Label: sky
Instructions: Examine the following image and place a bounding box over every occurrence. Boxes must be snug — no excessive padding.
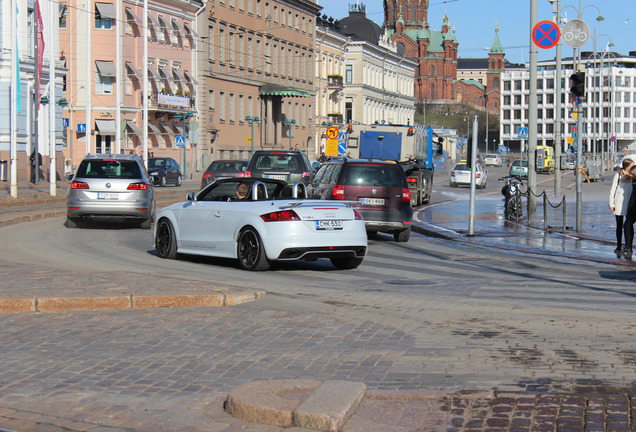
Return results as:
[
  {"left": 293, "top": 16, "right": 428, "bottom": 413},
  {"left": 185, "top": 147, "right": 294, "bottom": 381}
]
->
[{"left": 316, "top": 0, "right": 635, "bottom": 65}]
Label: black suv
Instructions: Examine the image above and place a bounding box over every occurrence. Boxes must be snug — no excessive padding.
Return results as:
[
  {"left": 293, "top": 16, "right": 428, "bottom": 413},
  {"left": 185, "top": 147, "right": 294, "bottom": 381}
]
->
[
  {"left": 245, "top": 150, "right": 313, "bottom": 185},
  {"left": 307, "top": 159, "right": 413, "bottom": 242}
]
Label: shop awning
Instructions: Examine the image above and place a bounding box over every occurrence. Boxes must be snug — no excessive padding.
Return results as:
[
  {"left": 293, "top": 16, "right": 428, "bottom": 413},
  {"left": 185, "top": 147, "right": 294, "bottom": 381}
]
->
[
  {"left": 184, "top": 70, "right": 198, "bottom": 85},
  {"left": 148, "top": 66, "right": 161, "bottom": 81},
  {"left": 125, "top": 62, "right": 143, "bottom": 79},
  {"left": 95, "top": 60, "right": 116, "bottom": 77},
  {"left": 172, "top": 69, "right": 185, "bottom": 82},
  {"left": 147, "top": 13, "right": 160, "bottom": 30},
  {"left": 148, "top": 123, "right": 163, "bottom": 136},
  {"left": 157, "top": 16, "right": 169, "bottom": 32},
  {"left": 125, "top": 7, "right": 142, "bottom": 26},
  {"left": 259, "top": 83, "right": 312, "bottom": 98},
  {"left": 95, "top": 120, "right": 116, "bottom": 135},
  {"left": 183, "top": 22, "right": 198, "bottom": 39},
  {"left": 159, "top": 121, "right": 175, "bottom": 135},
  {"left": 95, "top": 2, "right": 116, "bottom": 19},
  {"left": 171, "top": 18, "right": 186, "bottom": 37},
  {"left": 126, "top": 120, "right": 143, "bottom": 135},
  {"left": 158, "top": 66, "right": 170, "bottom": 79}
]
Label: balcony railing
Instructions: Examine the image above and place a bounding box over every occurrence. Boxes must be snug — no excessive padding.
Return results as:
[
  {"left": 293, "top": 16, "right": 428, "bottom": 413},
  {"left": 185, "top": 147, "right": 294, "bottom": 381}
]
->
[
  {"left": 327, "top": 113, "right": 344, "bottom": 124},
  {"left": 327, "top": 74, "right": 344, "bottom": 90}
]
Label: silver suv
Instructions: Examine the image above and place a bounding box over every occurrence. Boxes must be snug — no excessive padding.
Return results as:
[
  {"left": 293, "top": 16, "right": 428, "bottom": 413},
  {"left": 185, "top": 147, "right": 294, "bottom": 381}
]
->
[{"left": 66, "top": 154, "right": 155, "bottom": 229}]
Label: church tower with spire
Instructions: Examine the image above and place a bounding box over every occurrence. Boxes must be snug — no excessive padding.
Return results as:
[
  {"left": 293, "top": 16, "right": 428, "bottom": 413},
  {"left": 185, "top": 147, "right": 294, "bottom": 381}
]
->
[
  {"left": 486, "top": 24, "right": 505, "bottom": 111},
  {"left": 384, "top": 2, "right": 459, "bottom": 101}
]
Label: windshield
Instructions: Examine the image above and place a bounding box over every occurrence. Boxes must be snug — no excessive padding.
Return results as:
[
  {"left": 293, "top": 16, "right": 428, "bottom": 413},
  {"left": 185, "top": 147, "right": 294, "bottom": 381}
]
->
[
  {"left": 76, "top": 160, "right": 141, "bottom": 179},
  {"left": 148, "top": 158, "right": 166, "bottom": 169},
  {"left": 513, "top": 160, "right": 528, "bottom": 167}
]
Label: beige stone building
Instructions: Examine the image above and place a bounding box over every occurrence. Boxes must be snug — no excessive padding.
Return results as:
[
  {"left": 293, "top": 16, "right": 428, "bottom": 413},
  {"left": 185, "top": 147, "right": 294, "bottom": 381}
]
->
[{"left": 197, "top": 0, "right": 320, "bottom": 166}]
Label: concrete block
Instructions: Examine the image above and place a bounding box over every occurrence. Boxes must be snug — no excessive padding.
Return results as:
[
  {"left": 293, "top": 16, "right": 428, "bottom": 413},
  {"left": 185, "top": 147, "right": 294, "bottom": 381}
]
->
[
  {"left": 294, "top": 381, "right": 367, "bottom": 432},
  {"left": 0, "top": 298, "right": 36, "bottom": 313},
  {"left": 37, "top": 296, "right": 131, "bottom": 312},
  {"left": 225, "top": 379, "right": 321, "bottom": 427},
  {"left": 133, "top": 294, "right": 224, "bottom": 309}
]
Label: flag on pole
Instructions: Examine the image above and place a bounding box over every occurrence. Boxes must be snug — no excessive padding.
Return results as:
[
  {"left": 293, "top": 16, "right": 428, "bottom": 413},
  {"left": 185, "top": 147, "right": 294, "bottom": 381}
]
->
[
  {"left": 604, "top": 42, "right": 610, "bottom": 54},
  {"left": 36, "top": 0, "right": 45, "bottom": 109}
]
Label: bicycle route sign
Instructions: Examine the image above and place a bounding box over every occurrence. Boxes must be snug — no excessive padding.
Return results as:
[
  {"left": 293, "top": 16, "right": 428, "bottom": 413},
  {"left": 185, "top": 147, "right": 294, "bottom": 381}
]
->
[
  {"left": 561, "top": 19, "right": 590, "bottom": 48},
  {"left": 532, "top": 20, "right": 560, "bottom": 49}
]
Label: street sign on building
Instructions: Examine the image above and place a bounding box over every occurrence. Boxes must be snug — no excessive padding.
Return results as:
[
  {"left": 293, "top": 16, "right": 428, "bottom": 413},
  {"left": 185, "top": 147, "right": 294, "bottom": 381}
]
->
[{"left": 77, "top": 123, "right": 87, "bottom": 133}]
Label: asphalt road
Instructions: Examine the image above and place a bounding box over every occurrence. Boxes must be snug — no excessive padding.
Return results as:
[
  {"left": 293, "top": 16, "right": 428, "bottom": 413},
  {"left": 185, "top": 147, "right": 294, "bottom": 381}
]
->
[{"left": 1, "top": 172, "right": 634, "bottom": 431}]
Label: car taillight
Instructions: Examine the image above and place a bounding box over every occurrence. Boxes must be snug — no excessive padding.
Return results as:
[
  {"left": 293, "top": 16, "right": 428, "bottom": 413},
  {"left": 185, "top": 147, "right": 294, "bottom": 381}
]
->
[
  {"left": 353, "top": 209, "right": 363, "bottom": 220},
  {"left": 70, "top": 181, "right": 89, "bottom": 189},
  {"left": 402, "top": 188, "right": 411, "bottom": 203},
  {"left": 332, "top": 185, "right": 345, "bottom": 200},
  {"left": 127, "top": 182, "right": 149, "bottom": 190},
  {"left": 244, "top": 170, "right": 252, "bottom": 177},
  {"left": 302, "top": 171, "right": 310, "bottom": 179},
  {"left": 260, "top": 210, "right": 301, "bottom": 222},
  {"left": 202, "top": 172, "right": 212, "bottom": 179},
  {"left": 450, "top": 172, "right": 455, "bottom": 177},
  {"left": 406, "top": 177, "right": 417, "bottom": 184},
  {"left": 237, "top": 172, "right": 245, "bottom": 178},
  {"left": 476, "top": 173, "right": 481, "bottom": 178}
]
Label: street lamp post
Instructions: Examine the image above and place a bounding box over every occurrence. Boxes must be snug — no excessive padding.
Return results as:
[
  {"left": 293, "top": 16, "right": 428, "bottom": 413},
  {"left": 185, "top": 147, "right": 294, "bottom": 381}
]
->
[
  {"left": 245, "top": 115, "right": 260, "bottom": 156},
  {"left": 283, "top": 118, "right": 296, "bottom": 149}
]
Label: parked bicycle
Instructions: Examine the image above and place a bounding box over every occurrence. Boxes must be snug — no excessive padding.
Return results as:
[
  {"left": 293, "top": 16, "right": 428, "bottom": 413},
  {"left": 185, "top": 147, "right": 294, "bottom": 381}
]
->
[{"left": 499, "top": 176, "right": 526, "bottom": 220}]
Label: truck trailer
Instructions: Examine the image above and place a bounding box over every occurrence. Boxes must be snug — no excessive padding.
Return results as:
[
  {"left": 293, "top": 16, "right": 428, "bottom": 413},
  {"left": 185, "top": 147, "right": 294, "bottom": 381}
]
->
[{"left": 340, "top": 124, "right": 439, "bottom": 206}]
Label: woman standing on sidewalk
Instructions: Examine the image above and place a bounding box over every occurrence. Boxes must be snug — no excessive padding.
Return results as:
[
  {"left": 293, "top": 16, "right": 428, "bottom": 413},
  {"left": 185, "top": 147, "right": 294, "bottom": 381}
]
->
[{"left": 611, "top": 158, "right": 634, "bottom": 254}]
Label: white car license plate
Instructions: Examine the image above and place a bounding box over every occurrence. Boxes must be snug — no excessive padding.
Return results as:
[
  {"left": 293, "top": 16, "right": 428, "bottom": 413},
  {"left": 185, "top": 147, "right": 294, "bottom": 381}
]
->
[
  {"left": 267, "top": 174, "right": 286, "bottom": 180},
  {"left": 97, "top": 192, "right": 119, "bottom": 200},
  {"left": 361, "top": 198, "right": 385, "bottom": 205},
  {"left": 316, "top": 220, "right": 343, "bottom": 230}
]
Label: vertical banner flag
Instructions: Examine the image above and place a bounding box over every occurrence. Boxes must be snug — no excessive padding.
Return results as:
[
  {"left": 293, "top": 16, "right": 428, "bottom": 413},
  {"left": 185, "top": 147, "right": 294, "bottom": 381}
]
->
[{"left": 36, "top": 0, "right": 45, "bottom": 109}]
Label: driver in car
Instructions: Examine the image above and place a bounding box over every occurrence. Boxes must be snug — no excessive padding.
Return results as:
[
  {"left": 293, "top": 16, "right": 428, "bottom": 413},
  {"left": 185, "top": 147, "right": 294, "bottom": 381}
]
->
[{"left": 235, "top": 183, "right": 249, "bottom": 200}]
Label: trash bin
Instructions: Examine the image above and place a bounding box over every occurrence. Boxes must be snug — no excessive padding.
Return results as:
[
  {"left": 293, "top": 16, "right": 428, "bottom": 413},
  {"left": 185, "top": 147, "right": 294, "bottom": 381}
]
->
[{"left": 0, "top": 160, "right": 7, "bottom": 182}]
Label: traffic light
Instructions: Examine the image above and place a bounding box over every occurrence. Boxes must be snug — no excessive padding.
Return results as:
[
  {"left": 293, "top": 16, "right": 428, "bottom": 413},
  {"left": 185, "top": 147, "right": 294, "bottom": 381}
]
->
[{"left": 569, "top": 71, "right": 586, "bottom": 99}]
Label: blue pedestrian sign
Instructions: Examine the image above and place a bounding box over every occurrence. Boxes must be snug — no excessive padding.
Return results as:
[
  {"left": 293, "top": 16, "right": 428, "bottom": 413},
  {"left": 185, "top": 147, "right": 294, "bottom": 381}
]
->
[
  {"left": 77, "top": 123, "right": 87, "bottom": 133},
  {"left": 338, "top": 132, "right": 347, "bottom": 155},
  {"left": 517, "top": 127, "right": 528, "bottom": 139},
  {"left": 63, "top": 118, "right": 70, "bottom": 128},
  {"left": 498, "top": 145, "right": 506, "bottom": 155},
  {"left": 175, "top": 135, "right": 186, "bottom": 146}
]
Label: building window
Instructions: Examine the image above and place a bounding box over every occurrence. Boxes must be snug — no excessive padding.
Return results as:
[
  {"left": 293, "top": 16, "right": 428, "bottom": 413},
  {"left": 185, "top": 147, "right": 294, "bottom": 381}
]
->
[
  {"left": 219, "top": 27, "right": 226, "bottom": 63},
  {"left": 514, "top": 95, "right": 521, "bottom": 105},
  {"left": 239, "top": 94, "right": 244, "bottom": 123},
  {"left": 59, "top": 3, "right": 68, "bottom": 28},
  {"left": 345, "top": 65, "right": 353, "bottom": 83},
  {"left": 208, "top": 25, "right": 214, "bottom": 62},
  {"left": 95, "top": 3, "right": 113, "bottom": 29},
  {"left": 208, "top": 89, "right": 215, "bottom": 110},
  {"left": 515, "top": 81, "right": 522, "bottom": 91},
  {"left": 229, "top": 93, "right": 235, "bottom": 123},
  {"left": 95, "top": 67, "right": 113, "bottom": 94},
  {"left": 219, "top": 91, "right": 226, "bottom": 121},
  {"left": 504, "top": 81, "right": 511, "bottom": 91}
]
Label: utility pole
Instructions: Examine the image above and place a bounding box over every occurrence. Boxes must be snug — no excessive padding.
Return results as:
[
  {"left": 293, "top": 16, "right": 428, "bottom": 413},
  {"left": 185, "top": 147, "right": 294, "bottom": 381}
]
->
[
  {"left": 527, "top": 0, "right": 539, "bottom": 221},
  {"left": 551, "top": 0, "right": 563, "bottom": 197}
]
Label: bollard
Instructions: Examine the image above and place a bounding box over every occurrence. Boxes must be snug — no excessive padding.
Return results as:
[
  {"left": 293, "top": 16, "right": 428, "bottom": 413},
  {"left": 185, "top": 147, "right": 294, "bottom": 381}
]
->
[
  {"left": 562, "top": 196, "right": 567, "bottom": 233},
  {"left": 543, "top": 194, "right": 547, "bottom": 231}
]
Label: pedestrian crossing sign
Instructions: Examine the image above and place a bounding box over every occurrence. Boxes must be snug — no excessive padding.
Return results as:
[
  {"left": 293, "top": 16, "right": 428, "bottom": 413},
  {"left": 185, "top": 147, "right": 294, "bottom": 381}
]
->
[{"left": 517, "top": 127, "right": 528, "bottom": 139}]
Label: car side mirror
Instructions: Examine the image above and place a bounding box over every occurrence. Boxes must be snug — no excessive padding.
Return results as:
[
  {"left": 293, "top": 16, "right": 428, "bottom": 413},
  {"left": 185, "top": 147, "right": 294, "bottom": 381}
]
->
[
  {"left": 187, "top": 192, "right": 196, "bottom": 202},
  {"left": 66, "top": 174, "right": 74, "bottom": 181}
]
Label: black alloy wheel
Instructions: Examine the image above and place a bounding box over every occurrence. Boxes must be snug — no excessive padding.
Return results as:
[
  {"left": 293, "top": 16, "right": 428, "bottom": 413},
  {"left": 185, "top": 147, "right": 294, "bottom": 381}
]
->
[
  {"left": 237, "top": 227, "right": 270, "bottom": 271},
  {"left": 155, "top": 218, "right": 178, "bottom": 259}
]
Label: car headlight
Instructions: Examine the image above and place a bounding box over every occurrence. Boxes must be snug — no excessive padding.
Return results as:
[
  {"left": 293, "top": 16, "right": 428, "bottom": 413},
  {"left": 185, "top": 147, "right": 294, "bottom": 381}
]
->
[{"left": 150, "top": 171, "right": 158, "bottom": 176}]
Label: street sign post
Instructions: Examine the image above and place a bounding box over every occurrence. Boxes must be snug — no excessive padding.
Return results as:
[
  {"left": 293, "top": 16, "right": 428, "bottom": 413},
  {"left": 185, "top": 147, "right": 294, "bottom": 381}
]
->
[
  {"left": 325, "top": 126, "right": 339, "bottom": 140},
  {"left": 532, "top": 20, "right": 561, "bottom": 49},
  {"left": 517, "top": 127, "right": 528, "bottom": 139}
]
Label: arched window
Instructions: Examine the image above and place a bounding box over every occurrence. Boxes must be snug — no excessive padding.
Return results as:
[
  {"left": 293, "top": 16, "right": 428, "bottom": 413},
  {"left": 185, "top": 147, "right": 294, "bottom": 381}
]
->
[
  {"left": 397, "top": 43, "right": 405, "bottom": 56},
  {"left": 493, "top": 77, "right": 500, "bottom": 89},
  {"left": 430, "top": 84, "right": 435, "bottom": 99},
  {"left": 430, "top": 66, "right": 435, "bottom": 76}
]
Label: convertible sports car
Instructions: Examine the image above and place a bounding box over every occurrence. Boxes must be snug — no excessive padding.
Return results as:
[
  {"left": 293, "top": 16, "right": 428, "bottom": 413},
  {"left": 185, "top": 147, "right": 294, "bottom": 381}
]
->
[{"left": 154, "top": 178, "right": 368, "bottom": 271}]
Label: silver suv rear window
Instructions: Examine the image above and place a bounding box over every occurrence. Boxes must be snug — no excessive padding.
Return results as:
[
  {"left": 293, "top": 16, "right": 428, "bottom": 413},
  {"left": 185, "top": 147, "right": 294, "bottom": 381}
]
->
[{"left": 76, "top": 160, "right": 142, "bottom": 179}]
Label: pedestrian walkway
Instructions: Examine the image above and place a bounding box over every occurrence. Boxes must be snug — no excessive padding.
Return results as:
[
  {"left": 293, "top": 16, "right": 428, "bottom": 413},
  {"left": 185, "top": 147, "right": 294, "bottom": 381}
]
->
[{"left": 412, "top": 194, "right": 631, "bottom": 267}]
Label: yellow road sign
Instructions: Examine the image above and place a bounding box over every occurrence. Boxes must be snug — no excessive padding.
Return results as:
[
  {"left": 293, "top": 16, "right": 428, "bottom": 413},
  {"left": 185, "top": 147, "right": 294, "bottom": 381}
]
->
[{"left": 325, "top": 139, "right": 339, "bottom": 157}]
